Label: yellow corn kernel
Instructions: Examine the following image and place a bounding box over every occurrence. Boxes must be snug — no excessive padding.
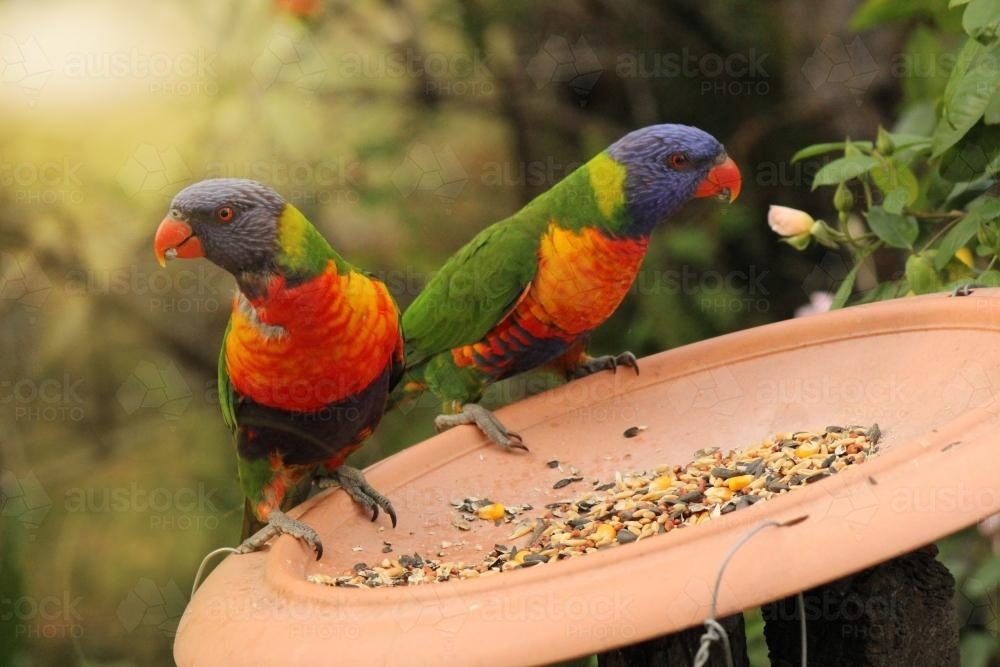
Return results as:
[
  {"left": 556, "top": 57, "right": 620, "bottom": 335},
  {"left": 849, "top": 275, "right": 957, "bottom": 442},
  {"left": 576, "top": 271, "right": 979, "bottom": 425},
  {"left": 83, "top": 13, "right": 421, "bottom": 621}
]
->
[
  {"left": 592, "top": 523, "right": 617, "bottom": 543},
  {"left": 512, "top": 550, "right": 529, "bottom": 565},
  {"left": 705, "top": 486, "right": 732, "bottom": 502},
  {"left": 476, "top": 503, "right": 506, "bottom": 521},
  {"left": 726, "top": 474, "right": 755, "bottom": 491},
  {"left": 795, "top": 442, "right": 820, "bottom": 458},
  {"left": 648, "top": 475, "right": 674, "bottom": 493}
]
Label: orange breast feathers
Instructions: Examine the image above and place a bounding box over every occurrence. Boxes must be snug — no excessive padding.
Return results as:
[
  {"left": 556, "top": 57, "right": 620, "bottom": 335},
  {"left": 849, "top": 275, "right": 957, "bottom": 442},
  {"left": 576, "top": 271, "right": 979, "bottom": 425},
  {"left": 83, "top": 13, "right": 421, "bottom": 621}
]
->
[
  {"left": 225, "top": 262, "right": 399, "bottom": 412},
  {"left": 529, "top": 223, "right": 650, "bottom": 336}
]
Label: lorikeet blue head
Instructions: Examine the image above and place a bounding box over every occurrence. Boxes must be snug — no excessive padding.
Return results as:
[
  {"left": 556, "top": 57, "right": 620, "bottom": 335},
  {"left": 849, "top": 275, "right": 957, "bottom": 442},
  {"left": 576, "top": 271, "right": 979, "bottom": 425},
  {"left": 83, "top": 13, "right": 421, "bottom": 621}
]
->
[
  {"left": 154, "top": 178, "right": 286, "bottom": 275},
  {"left": 608, "top": 124, "right": 741, "bottom": 235}
]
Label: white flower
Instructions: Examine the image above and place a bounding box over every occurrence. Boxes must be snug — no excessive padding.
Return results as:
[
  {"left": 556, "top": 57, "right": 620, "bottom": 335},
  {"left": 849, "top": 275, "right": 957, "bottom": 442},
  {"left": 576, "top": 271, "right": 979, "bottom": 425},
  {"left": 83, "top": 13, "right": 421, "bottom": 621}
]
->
[
  {"left": 768, "top": 205, "right": 815, "bottom": 237},
  {"left": 794, "top": 292, "right": 834, "bottom": 318}
]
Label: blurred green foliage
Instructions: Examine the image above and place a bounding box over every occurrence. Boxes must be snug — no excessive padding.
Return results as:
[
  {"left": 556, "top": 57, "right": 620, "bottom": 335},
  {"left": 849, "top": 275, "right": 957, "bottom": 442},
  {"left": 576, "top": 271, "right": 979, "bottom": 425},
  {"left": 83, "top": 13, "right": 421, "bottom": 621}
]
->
[
  {"left": 0, "top": 0, "right": 996, "bottom": 665},
  {"left": 782, "top": 0, "right": 1000, "bottom": 307}
]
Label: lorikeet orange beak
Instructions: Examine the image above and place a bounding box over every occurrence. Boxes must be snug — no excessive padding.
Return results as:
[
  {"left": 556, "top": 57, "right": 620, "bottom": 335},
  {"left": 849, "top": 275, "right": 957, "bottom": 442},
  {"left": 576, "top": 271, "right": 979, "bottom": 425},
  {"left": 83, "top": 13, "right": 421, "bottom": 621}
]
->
[
  {"left": 154, "top": 217, "right": 205, "bottom": 267},
  {"left": 694, "top": 156, "right": 741, "bottom": 203}
]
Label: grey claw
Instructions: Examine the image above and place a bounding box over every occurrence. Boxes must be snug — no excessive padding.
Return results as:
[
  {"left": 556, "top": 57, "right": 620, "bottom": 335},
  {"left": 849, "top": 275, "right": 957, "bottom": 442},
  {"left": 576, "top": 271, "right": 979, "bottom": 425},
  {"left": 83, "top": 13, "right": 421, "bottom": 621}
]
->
[
  {"left": 237, "top": 509, "right": 323, "bottom": 560},
  {"left": 319, "top": 466, "right": 397, "bottom": 528},
  {"left": 950, "top": 283, "right": 981, "bottom": 297},
  {"left": 570, "top": 351, "right": 640, "bottom": 380},
  {"left": 616, "top": 352, "right": 640, "bottom": 375},
  {"left": 435, "top": 403, "right": 529, "bottom": 452}
]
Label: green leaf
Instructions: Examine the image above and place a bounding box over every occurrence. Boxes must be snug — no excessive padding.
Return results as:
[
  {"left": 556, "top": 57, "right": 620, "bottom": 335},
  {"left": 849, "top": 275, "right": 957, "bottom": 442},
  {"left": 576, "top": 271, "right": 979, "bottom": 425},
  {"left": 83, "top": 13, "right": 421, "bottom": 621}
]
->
[
  {"left": 884, "top": 188, "right": 911, "bottom": 214},
  {"left": 866, "top": 206, "right": 919, "bottom": 248},
  {"left": 968, "top": 551, "right": 1000, "bottom": 589},
  {"left": 976, "top": 269, "right": 1000, "bottom": 285},
  {"left": 972, "top": 197, "right": 1000, "bottom": 251},
  {"left": 875, "top": 126, "right": 894, "bottom": 154},
  {"left": 905, "top": 255, "right": 942, "bottom": 294},
  {"left": 855, "top": 279, "right": 904, "bottom": 304},
  {"left": 812, "top": 156, "right": 879, "bottom": 189},
  {"left": 791, "top": 141, "right": 872, "bottom": 163},
  {"left": 851, "top": 0, "right": 935, "bottom": 29},
  {"left": 985, "top": 89, "right": 1000, "bottom": 124},
  {"left": 940, "top": 38, "right": 980, "bottom": 105},
  {"left": 895, "top": 163, "right": 921, "bottom": 202},
  {"left": 893, "top": 102, "right": 938, "bottom": 137},
  {"left": 885, "top": 133, "right": 932, "bottom": 150},
  {"left": 899, "top": 28, "right": 950, "bottom": 107},
  {"left": 969, "top": 195, "right": 1000, "bottom": 223},
  {"left": 977, "top": 195, "right": 1000, "bottom": 216},
  {"left": 933, "top": 214, "right": 982, "bottom": 269},
  {"left": 960, "top": 633, "right": 998, "bottom": 667},
  {"left": 871, "top": 162, "right": 920, "bottom": 210},
  {"left": 950, "top": 0, "right": 971, "bottom": 8},
  {"left": 831, "top": 262, "right": 861, "bottom": 309},
  {"left": 663, "top": 227, "right": 715, "bottom": 265},
  {"left": 962, "top": 0, "right": 1000, "bottom": 43},
  {"left": 784, "top": 234, "right": 813, "bottom": 251},
  {"left": 932, "top": 40, "right": 999, "bottom": 156}
]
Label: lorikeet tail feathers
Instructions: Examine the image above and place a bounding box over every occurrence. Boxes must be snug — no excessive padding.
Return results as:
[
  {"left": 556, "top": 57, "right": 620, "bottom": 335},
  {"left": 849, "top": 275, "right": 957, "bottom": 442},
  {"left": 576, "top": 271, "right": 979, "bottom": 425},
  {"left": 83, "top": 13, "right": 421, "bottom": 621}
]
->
[
  {"left": 241, "top": 499, "right": 266, "bottom": 542},
  {"left": 385, "top": 374, "right": 428, "bottom": 414},
  {"left": 239, "top": 478, "right": 315, "bottom": 542}
]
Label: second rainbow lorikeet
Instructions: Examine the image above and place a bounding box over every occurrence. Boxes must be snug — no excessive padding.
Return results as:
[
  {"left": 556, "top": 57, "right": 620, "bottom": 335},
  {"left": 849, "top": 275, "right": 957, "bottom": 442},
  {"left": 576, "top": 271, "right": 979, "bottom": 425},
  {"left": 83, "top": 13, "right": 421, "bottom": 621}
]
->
[
  {"left": 154, "top": 179, "right": 403, "bottom": 559},
  {"left": 396, "top": 124, "right": 741, "bottom": 450}
]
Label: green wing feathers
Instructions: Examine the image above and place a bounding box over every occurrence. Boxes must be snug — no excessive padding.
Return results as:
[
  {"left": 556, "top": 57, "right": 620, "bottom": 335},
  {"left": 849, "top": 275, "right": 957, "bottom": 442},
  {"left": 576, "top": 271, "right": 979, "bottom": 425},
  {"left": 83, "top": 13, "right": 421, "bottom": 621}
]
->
[
  {"left": 218, "top": 318, "right": 238, "bottom": 434},
  {"left": 401, "top": 218, "right": 543, "bottom": 369},
  {"left": 400, "top": 157, "right": 611, "bottom": 372}
]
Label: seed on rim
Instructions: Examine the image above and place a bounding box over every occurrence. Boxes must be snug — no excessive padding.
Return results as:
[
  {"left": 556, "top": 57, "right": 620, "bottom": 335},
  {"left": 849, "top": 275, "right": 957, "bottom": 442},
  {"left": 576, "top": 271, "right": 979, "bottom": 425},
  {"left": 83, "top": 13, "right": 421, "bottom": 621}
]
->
[
  {"left": 725, "top": 474, "right": 755, "bottom": 491},
  {"left": 476, "top": 503, "right": 506, "bottom": 521}
]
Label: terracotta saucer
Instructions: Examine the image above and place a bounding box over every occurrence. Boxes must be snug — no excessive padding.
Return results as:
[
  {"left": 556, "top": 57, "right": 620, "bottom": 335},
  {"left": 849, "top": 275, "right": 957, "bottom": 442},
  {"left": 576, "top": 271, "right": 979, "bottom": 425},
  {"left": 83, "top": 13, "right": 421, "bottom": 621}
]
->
[{"left": 175, "top": 289, "right": 1000, "bottom": 666}]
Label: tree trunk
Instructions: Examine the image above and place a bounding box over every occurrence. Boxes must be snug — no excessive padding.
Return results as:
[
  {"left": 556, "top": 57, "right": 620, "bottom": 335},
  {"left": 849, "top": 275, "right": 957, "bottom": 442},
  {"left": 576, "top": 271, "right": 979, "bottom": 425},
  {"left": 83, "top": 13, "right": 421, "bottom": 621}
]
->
[{"left": 762, "top": 545, "right": 959, "bottom": 667}]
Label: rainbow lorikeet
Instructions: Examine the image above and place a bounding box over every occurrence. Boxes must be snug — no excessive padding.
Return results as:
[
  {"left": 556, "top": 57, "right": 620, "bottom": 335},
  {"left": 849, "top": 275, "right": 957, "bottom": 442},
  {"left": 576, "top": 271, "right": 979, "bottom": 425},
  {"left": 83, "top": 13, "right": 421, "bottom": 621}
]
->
[
  {"left": 154, "top": 179, "right": 403, "bottom": 559},
  {"left": 396, "top": 124, "right": 741, "bottom": 449}
]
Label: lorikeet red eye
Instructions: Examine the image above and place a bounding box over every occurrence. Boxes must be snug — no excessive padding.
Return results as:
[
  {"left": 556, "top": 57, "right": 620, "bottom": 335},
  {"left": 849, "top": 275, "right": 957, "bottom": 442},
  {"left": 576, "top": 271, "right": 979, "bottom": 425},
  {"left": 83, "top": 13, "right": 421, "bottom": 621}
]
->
[
  {"left": 216, "top": 206, "right": 235, "bottom": 223},
  {"left": 668, "top": 153, "right": 690, "bottom": 170}
]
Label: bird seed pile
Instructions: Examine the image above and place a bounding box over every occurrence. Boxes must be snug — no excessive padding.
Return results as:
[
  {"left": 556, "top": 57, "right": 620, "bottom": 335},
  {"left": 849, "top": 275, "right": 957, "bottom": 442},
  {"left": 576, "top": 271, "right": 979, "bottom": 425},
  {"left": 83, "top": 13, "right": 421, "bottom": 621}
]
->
[{"left": 309, "top": 424, "right": 880, "bottom": 589}]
